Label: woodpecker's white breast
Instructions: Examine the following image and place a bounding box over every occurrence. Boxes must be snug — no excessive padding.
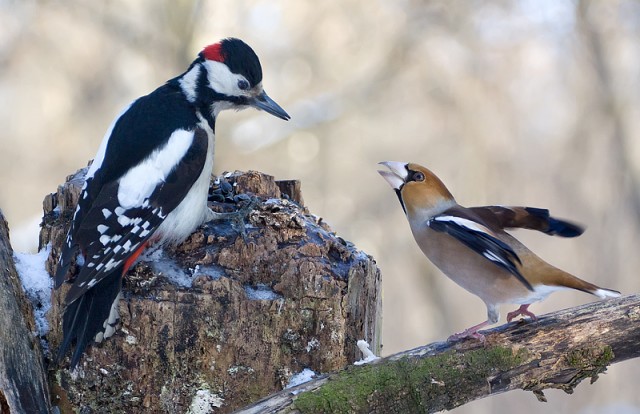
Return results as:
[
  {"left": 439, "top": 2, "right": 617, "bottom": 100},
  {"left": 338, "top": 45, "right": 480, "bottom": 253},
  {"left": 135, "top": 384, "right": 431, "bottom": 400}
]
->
[{"left": 154, "top": 112, "right": 215, "bottom": 245}]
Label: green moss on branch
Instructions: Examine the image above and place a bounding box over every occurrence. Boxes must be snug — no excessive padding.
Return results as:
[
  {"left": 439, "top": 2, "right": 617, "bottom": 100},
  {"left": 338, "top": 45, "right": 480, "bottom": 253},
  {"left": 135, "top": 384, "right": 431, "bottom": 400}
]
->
[{"left": 293, "top": 346, "right": 527, "bottom": 413}]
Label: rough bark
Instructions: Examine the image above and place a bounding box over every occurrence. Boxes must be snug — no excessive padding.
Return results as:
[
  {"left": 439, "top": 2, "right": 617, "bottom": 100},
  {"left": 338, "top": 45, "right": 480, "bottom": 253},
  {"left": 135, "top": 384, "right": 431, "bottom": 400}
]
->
[
  {"left": 0, "top": 210, "right": 52, "bottom": 414},
  {"left": 238, "top": 293, "right": 640, "bottom": 413},
  {"left": 41, "top": 168, "right": 382, "bottom": 413}
]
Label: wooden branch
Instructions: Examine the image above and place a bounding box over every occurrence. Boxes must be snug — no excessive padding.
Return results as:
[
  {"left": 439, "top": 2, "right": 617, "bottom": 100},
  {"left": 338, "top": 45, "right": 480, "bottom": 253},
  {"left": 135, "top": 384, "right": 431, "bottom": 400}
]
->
[
  {"left": 0, "top": 210, "right": 52, "bottom": 414},
  {"left": 237, "top": 294, "right": 640, "bottom": 413}
]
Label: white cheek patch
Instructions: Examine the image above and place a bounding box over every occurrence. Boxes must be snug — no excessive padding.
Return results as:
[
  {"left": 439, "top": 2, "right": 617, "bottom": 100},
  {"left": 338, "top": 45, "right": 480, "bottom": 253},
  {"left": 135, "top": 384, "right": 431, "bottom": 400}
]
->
[
  {"left": 117, "top": 129, "right": 194, "bottom": 209},
  {"left": 203, "top": 60, "right": 249, "bottom": 97}
]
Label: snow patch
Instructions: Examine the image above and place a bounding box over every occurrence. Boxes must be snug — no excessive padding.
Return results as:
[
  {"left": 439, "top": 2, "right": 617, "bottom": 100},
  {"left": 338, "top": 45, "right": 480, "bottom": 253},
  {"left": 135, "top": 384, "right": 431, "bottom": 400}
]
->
[
  {"left": 244, "top": 283, "right": 282, "bottom": 300},
  {"left": 14, "top": 244, "right": 53, "bottom": 336},
  {"left": 191, "top": 264, "right": 225, "bottom": 281},
  {"left": 187, "top": 389, "right": 224, "bottom": 414},
  {"left": 145, "top": 249, "right": 192, "bottom": 287},
  {"left": 285, "top": 368, "right": 316, "bottom": 389},
  {"left": 354, "top": 340, "right": 380, "bottom": 365}
]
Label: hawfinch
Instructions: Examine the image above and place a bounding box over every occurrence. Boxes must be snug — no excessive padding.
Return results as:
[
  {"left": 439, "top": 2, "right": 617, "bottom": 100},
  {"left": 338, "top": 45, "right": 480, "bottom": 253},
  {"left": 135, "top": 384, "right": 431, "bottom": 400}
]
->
[{"left": 378, "top": 161, "right": 620, "bottom": 341}]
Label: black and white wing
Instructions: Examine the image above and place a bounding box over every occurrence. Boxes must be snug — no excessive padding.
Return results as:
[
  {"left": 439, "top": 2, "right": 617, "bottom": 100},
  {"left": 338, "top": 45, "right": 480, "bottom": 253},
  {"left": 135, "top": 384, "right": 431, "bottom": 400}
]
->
[{"left": 427, "top": 213, "right": 533, "bottom": 291}]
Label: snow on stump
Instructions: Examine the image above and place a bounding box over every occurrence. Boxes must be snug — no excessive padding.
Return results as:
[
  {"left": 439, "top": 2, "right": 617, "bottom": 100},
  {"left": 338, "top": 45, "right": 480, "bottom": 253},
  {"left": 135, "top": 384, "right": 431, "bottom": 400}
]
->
[{"left": 41, "top": 168, "right": 382, "bottom": 413}]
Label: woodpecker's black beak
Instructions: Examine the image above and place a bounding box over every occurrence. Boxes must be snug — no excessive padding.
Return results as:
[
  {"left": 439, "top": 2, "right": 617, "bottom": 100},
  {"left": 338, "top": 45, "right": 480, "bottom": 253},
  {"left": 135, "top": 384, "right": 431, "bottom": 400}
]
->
[{"left": 251, "top": 91, "right": 290, "bottom": 121}]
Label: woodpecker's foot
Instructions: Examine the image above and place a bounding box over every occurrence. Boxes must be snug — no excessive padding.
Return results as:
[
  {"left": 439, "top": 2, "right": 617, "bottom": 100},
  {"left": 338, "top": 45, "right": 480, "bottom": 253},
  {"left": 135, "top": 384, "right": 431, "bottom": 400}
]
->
[
  {"left": 447, "top": 320, "right": 491, "bottom": 343},
  {"left": 206, "top": 194, "right": 258, "bottom": 243},
  {"left": 506, "top": 304, "right": 537, "bottom": 323},
  {"left": 208, "top": 176, "right": 235, "bottom": 203}
]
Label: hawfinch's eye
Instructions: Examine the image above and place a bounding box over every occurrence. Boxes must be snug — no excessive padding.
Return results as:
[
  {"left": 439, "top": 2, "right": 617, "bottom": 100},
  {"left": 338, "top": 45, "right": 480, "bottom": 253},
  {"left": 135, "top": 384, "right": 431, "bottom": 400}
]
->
[
  {"left": 238, "top": 80, "right": 249, "bottom": 90},
  {"left": 412, "top": 172, "right": 425, "bottom": 182}
]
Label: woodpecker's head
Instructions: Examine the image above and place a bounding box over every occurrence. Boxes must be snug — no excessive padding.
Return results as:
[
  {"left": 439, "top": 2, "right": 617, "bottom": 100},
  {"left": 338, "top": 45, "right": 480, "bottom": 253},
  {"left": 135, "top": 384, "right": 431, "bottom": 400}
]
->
[
  {"left": 378, "top": 161, "right": 456, "bottom": 220},
  {"left": 180, "top": 38, "right": 290, "bottom": 120}
]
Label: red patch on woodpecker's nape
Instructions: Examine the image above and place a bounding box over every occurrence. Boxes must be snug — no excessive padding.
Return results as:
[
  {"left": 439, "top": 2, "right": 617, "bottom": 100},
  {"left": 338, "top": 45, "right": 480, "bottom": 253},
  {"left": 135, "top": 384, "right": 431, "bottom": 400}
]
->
[{"left": 203, "top": 42, "right": 224, "bottom": 62}]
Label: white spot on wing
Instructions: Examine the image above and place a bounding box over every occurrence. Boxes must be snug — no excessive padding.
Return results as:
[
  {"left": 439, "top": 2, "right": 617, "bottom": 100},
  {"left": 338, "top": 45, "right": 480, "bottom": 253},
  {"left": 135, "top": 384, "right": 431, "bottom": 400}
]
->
[
  {"left": 432, "top": 215, "right": 494, "bottom": 235},
  {"left": 118, "top": 215, "right": 131, "bottom": 226},
  {"left": 97, "top": 224, "right": 109, "bottom": 234},
  {"left": 102, "top": 208, "right": 112, "bottom": 219},
  {"left": 483, "top": 251, "right": 507, "bottom": 266},
  {"left": 105, "top": 258, "right": 121, "bottom": 271}
]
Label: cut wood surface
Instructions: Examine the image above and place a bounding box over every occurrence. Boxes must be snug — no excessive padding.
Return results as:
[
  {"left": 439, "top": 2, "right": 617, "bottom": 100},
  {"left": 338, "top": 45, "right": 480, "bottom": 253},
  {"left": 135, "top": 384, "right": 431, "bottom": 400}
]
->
[{"left": 237, "top": 293, "right": 640, "bottom": 413}]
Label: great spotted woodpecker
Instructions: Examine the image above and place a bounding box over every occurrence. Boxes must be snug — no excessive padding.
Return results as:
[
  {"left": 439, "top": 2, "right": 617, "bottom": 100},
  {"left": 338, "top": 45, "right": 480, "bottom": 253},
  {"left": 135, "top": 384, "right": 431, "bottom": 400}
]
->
[{"left": 55, "top": 38, "right": 290, "bottom": 368}]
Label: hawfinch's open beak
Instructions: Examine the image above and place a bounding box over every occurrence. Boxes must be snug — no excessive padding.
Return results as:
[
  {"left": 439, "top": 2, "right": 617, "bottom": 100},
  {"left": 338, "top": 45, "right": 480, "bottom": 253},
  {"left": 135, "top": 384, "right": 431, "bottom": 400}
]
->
[{"left": 377, "top": 161, "right": 409, "bottom": 190}]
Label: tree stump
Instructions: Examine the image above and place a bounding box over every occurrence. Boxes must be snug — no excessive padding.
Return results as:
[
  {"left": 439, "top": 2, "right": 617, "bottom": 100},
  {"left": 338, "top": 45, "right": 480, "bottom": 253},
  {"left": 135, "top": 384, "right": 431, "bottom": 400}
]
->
[
  {"left": 41, "top": 168, "right": 382, "bottom": 413},
  {"left": 0, "top": 211, "right": 52, "bottom": 414}
]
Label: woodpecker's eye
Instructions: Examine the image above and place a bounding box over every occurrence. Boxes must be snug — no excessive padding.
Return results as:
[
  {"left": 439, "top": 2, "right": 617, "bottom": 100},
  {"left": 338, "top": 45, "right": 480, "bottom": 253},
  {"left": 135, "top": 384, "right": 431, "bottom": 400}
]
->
[
  {"left": 237, "top": 80, "right": 249, "bottom": 90},
  {"left": 412, "top": 171, "right": 425, "bottom": 182}
]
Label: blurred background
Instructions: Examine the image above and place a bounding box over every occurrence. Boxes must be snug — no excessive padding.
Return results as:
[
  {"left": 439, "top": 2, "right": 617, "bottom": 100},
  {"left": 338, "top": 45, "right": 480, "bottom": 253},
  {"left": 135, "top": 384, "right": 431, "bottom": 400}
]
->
[{"left": 1, "top": 0, "right": 639, "bottom": 412}]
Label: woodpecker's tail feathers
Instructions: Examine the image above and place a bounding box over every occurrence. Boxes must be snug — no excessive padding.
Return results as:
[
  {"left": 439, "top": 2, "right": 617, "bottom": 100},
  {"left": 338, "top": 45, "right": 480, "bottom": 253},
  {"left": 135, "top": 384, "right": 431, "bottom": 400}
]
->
[
  {"left": 57, "top": 271, "right": 123, "bottom": 369},
  {"left": 54, "top": 240, "right": 79, "bottom": 289}
]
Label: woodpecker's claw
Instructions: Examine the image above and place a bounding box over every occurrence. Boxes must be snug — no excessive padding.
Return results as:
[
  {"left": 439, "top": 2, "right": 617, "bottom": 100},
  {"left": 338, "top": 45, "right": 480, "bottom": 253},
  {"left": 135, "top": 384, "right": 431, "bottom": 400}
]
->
[
  {"left": 206, "top": 195, "right": 258, "bottom": 243},
  {"left": 208, "top": 177, "right": 235, "bottom": 203}
]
